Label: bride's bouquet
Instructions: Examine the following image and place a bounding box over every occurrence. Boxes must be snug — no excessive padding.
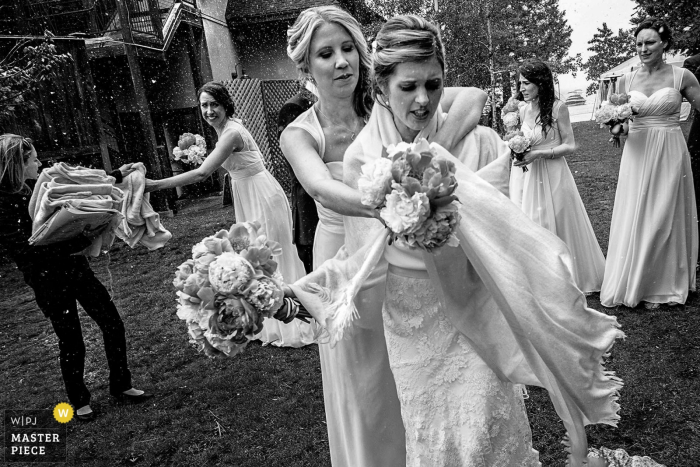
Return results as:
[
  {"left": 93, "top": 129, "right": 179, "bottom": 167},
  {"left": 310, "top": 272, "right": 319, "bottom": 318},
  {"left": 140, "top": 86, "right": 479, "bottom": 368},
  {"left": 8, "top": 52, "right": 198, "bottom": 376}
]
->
[
  {"left": 172, "top": 133, "right": 207, "bottom": 165},
  {"left": 357, "top": 139, "right": 460, "bottom": 251},
  {"left": 504, "top": 130, "right": 533, "bottom": 172},
  {"left": 594, "top": 93, "right": 636, "bottom": 148},
  {"left": 173, "top": 221, "right": 307, "bottom": 357}
]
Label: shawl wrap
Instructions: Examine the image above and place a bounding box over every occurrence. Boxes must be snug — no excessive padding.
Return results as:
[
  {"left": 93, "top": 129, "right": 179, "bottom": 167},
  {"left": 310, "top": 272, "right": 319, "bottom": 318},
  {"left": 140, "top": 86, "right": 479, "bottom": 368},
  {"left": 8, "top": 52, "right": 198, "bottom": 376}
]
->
[{"left": 290, "top": 104, "right": 623, "bottom": 466}]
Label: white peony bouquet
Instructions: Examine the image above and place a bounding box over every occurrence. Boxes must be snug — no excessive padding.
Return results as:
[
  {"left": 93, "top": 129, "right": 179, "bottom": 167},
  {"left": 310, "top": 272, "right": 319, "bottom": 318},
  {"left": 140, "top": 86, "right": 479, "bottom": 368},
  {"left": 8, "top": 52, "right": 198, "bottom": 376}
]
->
[
  {"left": 172, "top": 133, "right": 207, "bottom": 165},
  {"left": 173, "top": 221, "right": 309, "bottom": 357},
  {"left": 594, "top": 93, "right": 637, "bottom": 148},
  {"left": 358, "top": 139, "right": 460, "bottom": 251}
]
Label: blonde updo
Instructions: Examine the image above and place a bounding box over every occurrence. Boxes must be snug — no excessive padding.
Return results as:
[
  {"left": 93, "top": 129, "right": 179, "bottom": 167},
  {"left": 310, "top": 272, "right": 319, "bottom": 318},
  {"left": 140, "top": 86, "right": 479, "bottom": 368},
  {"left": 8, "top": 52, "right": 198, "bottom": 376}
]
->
[
  {"left": 286, "top": 6, "right": 373, "bottom": 118},
  {"left": 371, "top": 15, "right": 446, "bottom": 102}
]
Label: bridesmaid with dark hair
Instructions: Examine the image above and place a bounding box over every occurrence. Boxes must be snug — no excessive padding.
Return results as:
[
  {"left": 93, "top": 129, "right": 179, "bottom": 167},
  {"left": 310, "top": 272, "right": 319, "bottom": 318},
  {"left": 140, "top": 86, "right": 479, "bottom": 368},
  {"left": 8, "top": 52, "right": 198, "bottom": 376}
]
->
[
  {"left": 510, "top": 58, "right": 605, "bottom": 294},
  {"left": 601, "top": 18, "right": 700, "bottom": 309},
  {"left": 146, "top": 81, "right": 316, "bottom": 347}
]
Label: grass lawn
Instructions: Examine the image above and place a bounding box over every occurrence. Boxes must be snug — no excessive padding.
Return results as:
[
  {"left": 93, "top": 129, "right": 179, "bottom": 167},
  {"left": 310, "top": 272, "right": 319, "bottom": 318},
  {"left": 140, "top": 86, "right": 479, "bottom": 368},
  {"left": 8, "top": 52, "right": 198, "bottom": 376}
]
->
[{"left": 1, "top": 120, "right": 698, "bottom": 466}]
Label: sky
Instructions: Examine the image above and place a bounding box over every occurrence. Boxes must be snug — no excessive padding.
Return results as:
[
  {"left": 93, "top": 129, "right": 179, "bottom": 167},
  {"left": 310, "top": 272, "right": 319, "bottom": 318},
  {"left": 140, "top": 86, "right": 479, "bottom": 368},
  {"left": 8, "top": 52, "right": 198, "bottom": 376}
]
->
[{"left": 556, "top": 0, "right": 637, "bottom": 97}]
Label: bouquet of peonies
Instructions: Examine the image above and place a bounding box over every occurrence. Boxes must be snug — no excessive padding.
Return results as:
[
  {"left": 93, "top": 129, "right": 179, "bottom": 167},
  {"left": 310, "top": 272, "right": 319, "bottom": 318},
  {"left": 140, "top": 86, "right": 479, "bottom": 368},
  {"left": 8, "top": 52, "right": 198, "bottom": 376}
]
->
[
  {"left": 504, "top": 130, "right": 533, "bottom": 172},
  {"left": 173, "top": 221, "right": 309, "bottom": 357},
  {"left": 594, "top": 93, "right": 636, "bottom": 148},
  {"left": 172, "top": 133, "right": 207, "bottom": 165},
  {"left": 501, "top": 96, "right": 526, "bottom": 132},
  {"left": 357, "top": 139, "right": 460, "bottom": 251}
]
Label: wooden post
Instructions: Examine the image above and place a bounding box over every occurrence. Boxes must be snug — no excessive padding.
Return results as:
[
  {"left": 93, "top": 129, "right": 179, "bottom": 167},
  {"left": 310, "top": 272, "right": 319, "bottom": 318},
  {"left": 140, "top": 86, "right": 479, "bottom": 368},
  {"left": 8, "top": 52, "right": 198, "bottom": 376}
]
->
[
  {"left": 73, "top": 41, "right": 112, "bottom": 171},
  {"left": 115, "top": 0, "right": 170, "bottom": 210}
]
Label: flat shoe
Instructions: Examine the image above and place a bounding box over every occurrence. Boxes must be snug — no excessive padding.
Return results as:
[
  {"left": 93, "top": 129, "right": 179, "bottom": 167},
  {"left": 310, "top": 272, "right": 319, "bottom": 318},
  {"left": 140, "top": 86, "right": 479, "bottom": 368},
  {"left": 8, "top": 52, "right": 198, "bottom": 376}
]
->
[
  {"left": 644, "top": 302, "right": 660, "bottom": 310},
  {"left": 76, "top": 411, "right": 96, "bottom": 422},
  {"left": 112, "top": 391, "right": 154, "bottom": 404}
]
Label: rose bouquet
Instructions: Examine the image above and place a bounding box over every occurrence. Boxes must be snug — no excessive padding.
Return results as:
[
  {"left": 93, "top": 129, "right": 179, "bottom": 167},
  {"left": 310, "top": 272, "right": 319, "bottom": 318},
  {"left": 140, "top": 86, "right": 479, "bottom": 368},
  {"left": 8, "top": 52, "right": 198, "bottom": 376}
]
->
[
  {"left": 172, "top": 133, "right": 207, "bottom": 165},
  {"left": 594, "top": 93, "right": 636, "bottom": 148},
  {"left": 504, "top": 130, "right": 533, "bottom": 172},
  {"left": 357, "top": 139, "right": 460, "bottom": 251},
  {"left": 173, "top": 221, "right": 310, "bottom": 357}
]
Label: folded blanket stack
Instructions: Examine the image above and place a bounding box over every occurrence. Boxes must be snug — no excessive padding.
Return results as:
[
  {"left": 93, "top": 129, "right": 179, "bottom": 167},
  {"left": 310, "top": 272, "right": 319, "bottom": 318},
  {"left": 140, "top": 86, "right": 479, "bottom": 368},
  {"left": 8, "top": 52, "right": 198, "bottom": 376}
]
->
[{"left": 30, "top": 162, "right": 171, "bottom": 256}]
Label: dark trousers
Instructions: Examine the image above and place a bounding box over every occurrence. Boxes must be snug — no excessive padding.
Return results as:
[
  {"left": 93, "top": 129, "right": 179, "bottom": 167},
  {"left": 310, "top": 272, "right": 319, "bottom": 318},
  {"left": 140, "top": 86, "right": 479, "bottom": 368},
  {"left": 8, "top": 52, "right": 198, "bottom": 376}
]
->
[
  {"left": 28, "top": 257, "right": 132, "bottom": 408},
  {"left": 296, "top": 243, "right": 314, "bottom": 274}
]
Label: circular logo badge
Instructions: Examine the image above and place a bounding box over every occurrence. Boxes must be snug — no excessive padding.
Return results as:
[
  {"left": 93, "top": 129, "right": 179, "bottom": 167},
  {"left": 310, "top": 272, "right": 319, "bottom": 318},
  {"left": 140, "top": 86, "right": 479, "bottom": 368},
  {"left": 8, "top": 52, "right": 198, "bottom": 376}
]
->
[{"left": 53, "top": 403, "right": 73, "bottom": 423}]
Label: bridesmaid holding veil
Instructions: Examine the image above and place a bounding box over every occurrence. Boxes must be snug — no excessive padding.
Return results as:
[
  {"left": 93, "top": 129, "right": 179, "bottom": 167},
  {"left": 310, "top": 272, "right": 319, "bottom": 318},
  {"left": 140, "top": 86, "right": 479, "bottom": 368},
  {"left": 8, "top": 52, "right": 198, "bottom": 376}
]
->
[
  {"left": 281, "top": 6, "right": 487, "bottom": 466},
  {"left": 601, "top": 18, "right": 700, "bottom": 309},
  {"left": 146, "top": 82, "right": 316, "bottom": 347}
]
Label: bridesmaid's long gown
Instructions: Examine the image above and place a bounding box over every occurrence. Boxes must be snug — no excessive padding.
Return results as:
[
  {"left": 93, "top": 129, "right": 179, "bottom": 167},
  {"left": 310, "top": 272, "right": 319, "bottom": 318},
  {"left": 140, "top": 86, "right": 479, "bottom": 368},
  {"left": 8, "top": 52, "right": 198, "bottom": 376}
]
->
[
  {"left": 601, "top": 67, "right": 698, "bottom": 307},
  {"left": 220, "top": 119, "right": 316, "bottom": 346},
  {"left": 288, "top": 107, "right": 406, "bottom": 467}
]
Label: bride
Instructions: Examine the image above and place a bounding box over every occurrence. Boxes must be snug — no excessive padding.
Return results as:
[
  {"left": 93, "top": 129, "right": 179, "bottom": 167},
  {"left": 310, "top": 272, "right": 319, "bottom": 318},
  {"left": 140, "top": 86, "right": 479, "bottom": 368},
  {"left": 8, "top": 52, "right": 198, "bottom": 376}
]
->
[{"left": 287, "top": 14, "right": 624, "bottom": 467}]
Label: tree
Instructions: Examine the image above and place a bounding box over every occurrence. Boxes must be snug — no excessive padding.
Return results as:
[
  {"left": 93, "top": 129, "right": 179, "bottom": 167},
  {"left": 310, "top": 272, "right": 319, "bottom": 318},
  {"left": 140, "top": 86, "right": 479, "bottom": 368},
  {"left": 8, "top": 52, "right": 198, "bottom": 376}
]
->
[
  {"left": 632, "top": 0, "right": 700, "bottom": 55},
  {"left": 0, "top": 33, "right": 72, "bottom": 125},
  {"left": 365, "top": 0, "right": 579, "bottom": 127},
  {"left": 580, "top": 23, "right": 635, "bottom": 96}
]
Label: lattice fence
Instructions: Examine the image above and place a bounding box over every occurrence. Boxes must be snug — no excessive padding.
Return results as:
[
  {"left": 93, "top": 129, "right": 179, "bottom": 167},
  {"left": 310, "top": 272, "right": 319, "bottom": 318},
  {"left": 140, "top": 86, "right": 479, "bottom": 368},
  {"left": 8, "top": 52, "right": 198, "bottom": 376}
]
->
[{"left": 222, "top": 78, "right": 300, "bottom": 195}]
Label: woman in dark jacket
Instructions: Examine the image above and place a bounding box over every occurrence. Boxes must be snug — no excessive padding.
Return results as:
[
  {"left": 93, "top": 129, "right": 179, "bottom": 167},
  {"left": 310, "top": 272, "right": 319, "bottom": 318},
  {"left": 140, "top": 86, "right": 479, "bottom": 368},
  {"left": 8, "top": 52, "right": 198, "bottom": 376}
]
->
[{"left": 0, "top": 134, "right": 151, "bottom": 421}]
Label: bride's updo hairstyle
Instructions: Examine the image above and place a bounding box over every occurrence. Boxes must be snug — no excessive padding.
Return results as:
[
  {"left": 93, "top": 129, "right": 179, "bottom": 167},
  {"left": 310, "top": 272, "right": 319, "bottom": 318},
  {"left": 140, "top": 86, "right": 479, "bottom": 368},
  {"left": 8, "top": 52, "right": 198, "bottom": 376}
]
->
[
  {"left": 371, "top": 15, "right": 446, "bottom": 107},
  {"left": 517, "top": 59, "right": 556, "bottom": 137},
  {"left": 287, "top": 6, "right": 373, "bottom": 119},
  {"left": 198, "top": 81, "right": 236, "bottom": 118},
  {"left": 634, "top": 17, "right": 673, "bottom": 51}
]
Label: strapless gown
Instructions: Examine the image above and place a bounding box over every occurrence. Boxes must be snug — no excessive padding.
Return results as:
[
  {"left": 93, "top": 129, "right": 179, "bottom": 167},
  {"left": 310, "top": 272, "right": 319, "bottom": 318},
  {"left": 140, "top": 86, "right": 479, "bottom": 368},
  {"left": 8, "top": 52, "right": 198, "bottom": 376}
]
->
[
  {"left": 601, "top": 68, "right": 698, "bottom": 307},
  {"left": 287, "top": 107, "right": 406, "bottom": 467}
]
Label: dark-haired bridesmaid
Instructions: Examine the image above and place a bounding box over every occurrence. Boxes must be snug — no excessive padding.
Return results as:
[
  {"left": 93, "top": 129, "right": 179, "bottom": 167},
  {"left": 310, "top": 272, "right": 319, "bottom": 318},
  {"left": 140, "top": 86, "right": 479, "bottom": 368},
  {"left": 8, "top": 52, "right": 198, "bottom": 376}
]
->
[
  {"left": 510, "top": 59, "right": 605, "bottom": 294},
  {"left": 146, "top": 81, "right": 316, "bottom": 347}
]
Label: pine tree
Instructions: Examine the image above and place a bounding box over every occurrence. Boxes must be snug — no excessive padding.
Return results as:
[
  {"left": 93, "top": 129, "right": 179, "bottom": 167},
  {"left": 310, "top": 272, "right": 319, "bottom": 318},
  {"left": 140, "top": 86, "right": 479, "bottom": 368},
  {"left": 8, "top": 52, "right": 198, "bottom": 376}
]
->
[{"left": 581, "top": 23, "right": 635, "bottom": 96}]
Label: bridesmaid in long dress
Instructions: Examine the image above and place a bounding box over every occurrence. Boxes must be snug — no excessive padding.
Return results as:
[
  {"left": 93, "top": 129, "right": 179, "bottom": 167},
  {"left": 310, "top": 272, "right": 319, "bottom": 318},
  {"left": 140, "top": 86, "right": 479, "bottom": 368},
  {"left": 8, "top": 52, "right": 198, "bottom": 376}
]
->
[
  {"left": 146, "top": 82, "right": 316, "bottom": 347},
  {"left": 281, "top": 6, "right": 487, "bottom": 466},
  {"left": 510, "top": 59, "right": 605, "bottom": 294},
  {"left": 601, "top": 18, "right": 700, "bottom": 309}
]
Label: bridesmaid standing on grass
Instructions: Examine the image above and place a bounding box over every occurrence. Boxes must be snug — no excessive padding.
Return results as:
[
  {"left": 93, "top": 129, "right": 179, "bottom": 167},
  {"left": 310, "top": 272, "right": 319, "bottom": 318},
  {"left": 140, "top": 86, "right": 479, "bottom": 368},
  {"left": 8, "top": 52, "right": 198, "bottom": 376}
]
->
[
  {"left": 600, "top": 18, "right": 700, "bottom": 309},
  {"left": 146, "top": 82, "right": 316, "bottom": 347},
  {"left": 510, "top": 59, "right": 605, "bottom": 294},
  {"left": 281, "top": 6, "right": 487, "bottom": 466}
]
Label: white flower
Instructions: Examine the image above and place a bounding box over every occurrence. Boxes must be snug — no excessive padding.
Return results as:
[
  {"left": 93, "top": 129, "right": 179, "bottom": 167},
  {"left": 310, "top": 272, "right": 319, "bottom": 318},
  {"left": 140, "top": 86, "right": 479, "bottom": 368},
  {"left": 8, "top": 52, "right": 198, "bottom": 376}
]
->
[
  {"left": 208, "top": 252, "right": 256, "bottom": 295},
  {"left": 508, "top": 134, "right": 531, "bottom": 154},
  {"left": 502, "top": 111, "right": 520, "bottom": 129},
  {"left": 615, "top": 103, "right": 634, "bottom": 121},
  {"left": 380, "top": 188, "right": 430, "bottom": 235},
  {"left": 595, "top": 104, "right": 616, "bottom": 125},
  {"left": 173, "top": 147, "right": 185, "bottom": 161},
  {"left": 357, "top": 157, "right": 394, "bottom": 207},
  {"left": 386, "top": 141, "right": 412, "bottom": 158}
]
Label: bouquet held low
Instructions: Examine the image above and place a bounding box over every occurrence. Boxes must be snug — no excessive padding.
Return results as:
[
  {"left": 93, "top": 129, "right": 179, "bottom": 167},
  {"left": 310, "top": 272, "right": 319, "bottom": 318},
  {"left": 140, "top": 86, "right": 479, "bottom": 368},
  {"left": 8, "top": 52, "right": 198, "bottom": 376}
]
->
[{"left": 173, "top": 221, "right": 311, "bottom": 357}]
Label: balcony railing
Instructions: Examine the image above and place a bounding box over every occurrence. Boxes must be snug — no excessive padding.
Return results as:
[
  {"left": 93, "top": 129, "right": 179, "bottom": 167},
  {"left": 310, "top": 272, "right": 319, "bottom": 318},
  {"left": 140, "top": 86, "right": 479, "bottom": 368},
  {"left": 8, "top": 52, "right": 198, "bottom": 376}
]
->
[{"left": 20, "top": 0, "right": 194, "bottom": 42}]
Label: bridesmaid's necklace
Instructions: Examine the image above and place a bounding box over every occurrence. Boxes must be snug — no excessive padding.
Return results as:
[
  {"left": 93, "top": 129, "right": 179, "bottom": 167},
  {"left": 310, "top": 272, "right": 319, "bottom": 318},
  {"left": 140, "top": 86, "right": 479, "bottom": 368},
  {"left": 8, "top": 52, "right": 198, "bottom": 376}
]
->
[{"left": 316, "top": 105, "right": 360, "bottom": 141}]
